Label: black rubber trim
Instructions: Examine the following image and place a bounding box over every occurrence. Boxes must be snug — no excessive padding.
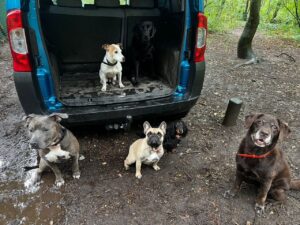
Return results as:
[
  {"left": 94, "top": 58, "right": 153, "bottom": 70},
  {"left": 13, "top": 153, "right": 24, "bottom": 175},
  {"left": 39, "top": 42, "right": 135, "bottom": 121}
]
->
[
  {"left": 46, "top": 5, "right": 124, "bottom": 17},
  {"left": 190, "top": 61, "right": 205, "bottom": 98},
  {"left": 14, "top": 72, "right": 45, "bottom": 114},
  {"left": 60, "top": 96, "right": 199, "bottom": 125}
]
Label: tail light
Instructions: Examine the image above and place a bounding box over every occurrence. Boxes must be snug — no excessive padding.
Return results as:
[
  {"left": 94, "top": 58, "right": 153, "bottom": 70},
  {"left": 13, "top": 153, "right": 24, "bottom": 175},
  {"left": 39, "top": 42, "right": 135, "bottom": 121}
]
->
[
  {"left": 7, "top": 10, "right": 32, "bottom": 72},
  {"left": 194, "top": 12, "right": 207, "bottom": 63}
]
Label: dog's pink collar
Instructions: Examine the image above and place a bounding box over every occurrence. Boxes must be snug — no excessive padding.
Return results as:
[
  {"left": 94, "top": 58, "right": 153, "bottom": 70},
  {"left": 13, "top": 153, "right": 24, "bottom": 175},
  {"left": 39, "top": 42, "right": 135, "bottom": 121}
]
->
[{"left": 237, "top": 151, "right": 273, "bottom": 159}]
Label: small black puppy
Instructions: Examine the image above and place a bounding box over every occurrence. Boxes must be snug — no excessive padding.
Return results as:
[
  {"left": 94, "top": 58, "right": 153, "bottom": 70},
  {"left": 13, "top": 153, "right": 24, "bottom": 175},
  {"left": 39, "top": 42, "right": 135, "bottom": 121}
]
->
[
  {"left": 128, "top": 21, "right": 156, "bottom": 85},
  {"left": 136, "top": 120, "right": 188, "bottom": 152},
  {"left": 163, "top": 120, "right": 188, "bottom": 152}
]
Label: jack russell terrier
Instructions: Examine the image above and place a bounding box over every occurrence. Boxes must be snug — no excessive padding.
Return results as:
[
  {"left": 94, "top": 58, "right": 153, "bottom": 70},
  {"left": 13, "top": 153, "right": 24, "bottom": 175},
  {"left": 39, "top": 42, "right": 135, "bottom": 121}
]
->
[{"left": 99, "top": 43, "right": 125, "bottom": 92}]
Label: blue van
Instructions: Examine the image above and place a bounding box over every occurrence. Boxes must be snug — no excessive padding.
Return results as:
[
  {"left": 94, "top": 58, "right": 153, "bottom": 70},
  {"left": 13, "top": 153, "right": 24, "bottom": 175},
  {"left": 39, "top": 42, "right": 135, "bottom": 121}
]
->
[{"left": 6, "top": 0, "right": 207, "bottom": 126}]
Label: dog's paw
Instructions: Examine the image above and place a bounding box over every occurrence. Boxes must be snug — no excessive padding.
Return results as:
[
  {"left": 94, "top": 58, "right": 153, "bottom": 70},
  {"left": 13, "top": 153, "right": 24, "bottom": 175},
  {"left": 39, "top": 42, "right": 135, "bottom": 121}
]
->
[
  {"left": 255, "top": 203, "right": 265, "bottom": 215},
  {"left": 153, "top": 165, "right": 160, "bottom": 171},
  {"left": 124, "top": 165, "right": 129, "bottom": 171},
  {"left": 223, "top": 189, "right": 237, "bottom": 199},
  {"left": 55, "top": 179, "right": 65, "bottom": 187},
  {"left": 73, "top": 172, "right": 81, "bottom": 179},
  {"left": 119, "top": 83, "right": 125, "bottom": 88},
  {"left": 130, "top": 77, "right": 138, "bottom": 86},
  {"left": 135, "top": 173, "right": 142, "bottom": 179},
  {"left": 101, "top": 87, "right": 107, "bottom": 92}
]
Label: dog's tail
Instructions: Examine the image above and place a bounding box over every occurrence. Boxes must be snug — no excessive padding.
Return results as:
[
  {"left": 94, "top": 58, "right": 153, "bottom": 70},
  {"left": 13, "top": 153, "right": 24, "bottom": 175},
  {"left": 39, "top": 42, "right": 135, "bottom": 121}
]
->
[
  {"left": 23, "top": 165, "right": 39, "bottom": 172},
  {"left": 290, "top": 179, "right": 300, "bottom": 190}
]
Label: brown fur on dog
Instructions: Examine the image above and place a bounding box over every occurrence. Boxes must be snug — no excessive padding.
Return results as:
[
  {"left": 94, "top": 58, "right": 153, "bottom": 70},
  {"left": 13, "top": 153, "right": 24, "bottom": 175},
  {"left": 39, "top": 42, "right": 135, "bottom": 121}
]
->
[{"left": 229, "top": 113, "right": 300, "bottom": 214}]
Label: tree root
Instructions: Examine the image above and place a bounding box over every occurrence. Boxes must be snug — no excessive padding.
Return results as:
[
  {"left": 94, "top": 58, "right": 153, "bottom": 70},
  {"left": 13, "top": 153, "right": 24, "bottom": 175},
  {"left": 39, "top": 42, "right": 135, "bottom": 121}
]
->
[{"left": 233, "top": 57, "right": 260, "bottom": 69}]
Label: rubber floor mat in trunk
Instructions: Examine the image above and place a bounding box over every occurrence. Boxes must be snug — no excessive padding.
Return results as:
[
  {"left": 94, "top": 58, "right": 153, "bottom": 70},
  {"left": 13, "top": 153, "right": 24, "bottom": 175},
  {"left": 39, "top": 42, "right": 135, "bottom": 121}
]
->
[{"left": 59, "top": 73, "right": 173, "bottom": 106}]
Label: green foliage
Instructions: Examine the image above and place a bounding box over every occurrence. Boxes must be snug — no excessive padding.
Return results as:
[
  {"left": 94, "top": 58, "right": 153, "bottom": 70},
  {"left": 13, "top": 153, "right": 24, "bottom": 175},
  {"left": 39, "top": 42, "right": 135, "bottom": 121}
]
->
[{"left": 205, "top": 0, "right": 300, "bottom": 41}]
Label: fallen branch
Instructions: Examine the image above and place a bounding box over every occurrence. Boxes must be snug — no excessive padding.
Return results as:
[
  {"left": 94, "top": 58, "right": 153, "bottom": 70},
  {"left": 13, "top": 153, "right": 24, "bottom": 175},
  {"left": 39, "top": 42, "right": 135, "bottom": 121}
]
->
[
  {"left": 179, "top": 150, "right": 203, "bottom": 156},
  {"left": 275, "top": 52, "right": 296, "bottom": 62}
]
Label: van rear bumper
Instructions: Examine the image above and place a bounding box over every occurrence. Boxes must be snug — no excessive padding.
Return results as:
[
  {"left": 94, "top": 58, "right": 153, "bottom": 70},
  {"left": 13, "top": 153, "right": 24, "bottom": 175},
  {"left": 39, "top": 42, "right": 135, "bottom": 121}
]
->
[
  {"left": 13, "top": 61, "right": 204, "bottom": 123},
  {"left": 62, "top": 96, "right": 198, "bottom": 125}
]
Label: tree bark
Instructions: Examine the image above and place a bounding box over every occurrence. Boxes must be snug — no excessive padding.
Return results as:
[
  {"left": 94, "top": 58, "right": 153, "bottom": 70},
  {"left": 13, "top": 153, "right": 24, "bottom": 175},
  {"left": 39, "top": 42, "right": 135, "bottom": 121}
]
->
[{"left": 237, "top": 0, "right": 262, "bottom": 59}]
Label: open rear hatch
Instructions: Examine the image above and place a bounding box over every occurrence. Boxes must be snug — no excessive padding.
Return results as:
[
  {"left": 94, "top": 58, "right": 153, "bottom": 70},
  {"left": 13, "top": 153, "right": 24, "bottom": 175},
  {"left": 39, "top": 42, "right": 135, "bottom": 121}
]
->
[{"left": 39, "top": 0, "right": 185, "bottom": 106}]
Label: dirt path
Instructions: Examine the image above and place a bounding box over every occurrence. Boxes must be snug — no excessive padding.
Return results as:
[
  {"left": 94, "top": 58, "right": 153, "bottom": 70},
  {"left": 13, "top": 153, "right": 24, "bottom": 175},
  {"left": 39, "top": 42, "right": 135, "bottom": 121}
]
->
[{"left": 0, "top": 31, "right": 299, "bottom": 225}]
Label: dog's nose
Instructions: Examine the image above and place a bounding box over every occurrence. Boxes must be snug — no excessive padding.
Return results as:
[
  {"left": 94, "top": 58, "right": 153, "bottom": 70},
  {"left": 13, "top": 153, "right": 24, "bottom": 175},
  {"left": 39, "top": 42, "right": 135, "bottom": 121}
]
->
[
  {"left": 260, "top": 130, "right": 269, "bottom": 138},
  {"left": 150, "top": 142, "right": 160, "bottom": 148},
  {"left": 30, "top": 142, "right": 39, "bottom": 149}
]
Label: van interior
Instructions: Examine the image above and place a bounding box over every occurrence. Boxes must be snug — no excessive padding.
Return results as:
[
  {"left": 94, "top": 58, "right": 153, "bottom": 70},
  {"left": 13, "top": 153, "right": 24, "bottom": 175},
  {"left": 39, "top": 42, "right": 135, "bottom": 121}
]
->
[{"left": 38, "top": 0, "right": 185, "bottom": 106}]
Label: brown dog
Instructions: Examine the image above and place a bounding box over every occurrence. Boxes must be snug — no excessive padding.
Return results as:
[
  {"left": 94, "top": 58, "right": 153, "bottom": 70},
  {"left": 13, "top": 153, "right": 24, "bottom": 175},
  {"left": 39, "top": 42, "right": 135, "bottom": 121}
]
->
[{"left": 227, "top": 113, "right": 300, "bottom": 214}]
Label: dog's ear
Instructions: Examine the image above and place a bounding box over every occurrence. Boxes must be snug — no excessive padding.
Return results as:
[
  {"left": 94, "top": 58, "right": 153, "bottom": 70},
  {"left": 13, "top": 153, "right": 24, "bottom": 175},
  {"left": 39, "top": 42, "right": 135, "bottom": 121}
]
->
[
  {"left": 116, "top": 43, "right": 123, "bottom": 49},
  {"left": 49, "top": 113, "right": 69, "bottom": 122},
  {"left": 102, "top": 44, "right": 109, "bottom": 51},
  {"left": 244, "top": 113, "right": 261, "bottom": 129},
  {"left": 22, "top": 114, "right": 36, "bottom": 127},
  {"left": 278, "top": 119, "right": 291, "bottom": 141},
  {"left": 159, "top": 121, "right": 167, "bottom": 135},
  {"left": 143, "top": 121, "right": 151, "bottom": 134}
]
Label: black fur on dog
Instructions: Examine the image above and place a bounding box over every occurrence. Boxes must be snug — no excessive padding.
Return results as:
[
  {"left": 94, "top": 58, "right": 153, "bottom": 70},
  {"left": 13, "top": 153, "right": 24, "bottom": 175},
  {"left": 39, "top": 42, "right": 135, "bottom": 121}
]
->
[
  {"left": 127, "top": 21, "right": 157, "bottom": 85},
  {"left": 163, "top": 120, "right": 188, "bottom": 152},
  {"left": 136, "top": 120, "right": 188, "bottom": 152}
]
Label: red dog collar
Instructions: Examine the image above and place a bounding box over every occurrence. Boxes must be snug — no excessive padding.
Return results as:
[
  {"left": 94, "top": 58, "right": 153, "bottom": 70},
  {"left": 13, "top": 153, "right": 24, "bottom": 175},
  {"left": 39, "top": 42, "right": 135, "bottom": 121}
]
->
[{"left": 237, "top": 151, "right": 273, "bottom": 159}]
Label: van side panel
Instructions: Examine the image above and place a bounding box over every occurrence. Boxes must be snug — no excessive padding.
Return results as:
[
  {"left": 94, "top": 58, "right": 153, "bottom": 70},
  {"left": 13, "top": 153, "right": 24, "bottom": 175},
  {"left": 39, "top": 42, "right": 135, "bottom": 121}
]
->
[
  {"left": 6, "top": 0, "right": 20, "bottom": 11},
  {"left": 27, "top": 0, "right": 62, "bottom": 110}
]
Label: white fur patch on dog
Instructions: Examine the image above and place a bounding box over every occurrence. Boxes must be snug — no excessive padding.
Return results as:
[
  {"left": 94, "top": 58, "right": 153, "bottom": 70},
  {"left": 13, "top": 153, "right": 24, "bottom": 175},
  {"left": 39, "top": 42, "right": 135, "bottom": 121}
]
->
[
  {"left": 143, "top": 152, "right": 160, "bottom": 165},
  {"left": 45, "top": 145, "right": 70, "bottom": 163}
]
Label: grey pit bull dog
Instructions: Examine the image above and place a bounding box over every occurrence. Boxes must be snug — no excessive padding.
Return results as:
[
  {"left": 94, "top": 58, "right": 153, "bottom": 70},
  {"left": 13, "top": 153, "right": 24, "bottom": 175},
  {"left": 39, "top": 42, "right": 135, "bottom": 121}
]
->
[{"left": 23, "top": 113, "right": 80, "bottom": 187}]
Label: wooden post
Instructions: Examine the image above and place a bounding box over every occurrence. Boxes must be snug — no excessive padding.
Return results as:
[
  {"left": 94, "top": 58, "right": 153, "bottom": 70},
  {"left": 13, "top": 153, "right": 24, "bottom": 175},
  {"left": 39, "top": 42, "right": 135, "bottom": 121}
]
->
[{"left": 223, "top": 98, "right": 243, "bottom": 126}]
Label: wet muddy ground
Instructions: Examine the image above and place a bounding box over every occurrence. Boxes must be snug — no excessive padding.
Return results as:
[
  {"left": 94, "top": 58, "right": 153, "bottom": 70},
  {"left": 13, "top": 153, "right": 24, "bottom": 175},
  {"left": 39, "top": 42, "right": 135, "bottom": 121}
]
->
[{"left": 0, "top": 31, "right": 299, "bottom": 225}]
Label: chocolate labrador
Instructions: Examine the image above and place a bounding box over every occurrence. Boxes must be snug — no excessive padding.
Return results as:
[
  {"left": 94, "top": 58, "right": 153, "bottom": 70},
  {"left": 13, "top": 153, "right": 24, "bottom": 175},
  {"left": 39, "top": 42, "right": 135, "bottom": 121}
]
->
[{"left": 226, "top": 113, "right": 300, "bottom": 214}]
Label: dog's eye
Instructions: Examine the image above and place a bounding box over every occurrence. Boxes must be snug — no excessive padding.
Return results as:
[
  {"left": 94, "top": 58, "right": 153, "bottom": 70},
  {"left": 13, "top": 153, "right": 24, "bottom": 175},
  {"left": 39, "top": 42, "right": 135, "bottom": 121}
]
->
[
  {"left": 42, "top": 128, "right": 49, "bottom": 132},
  {"left": 157, "top": 132, "right": 162, "bottom": 137},
  {"left": 29, "top": 128, "right": 33, "bottom": 132},
  {"left": 256, "top": 120, "right": 263, "bottom": 125},
  {"left": 147, "top": 131, "right": 152, "bottom": 136},
  {"left": 115, "top": 51, "right": 118, "bottom": 54},
  {"left": 271, "top": 125, "right": 278, "bottom": 131}
]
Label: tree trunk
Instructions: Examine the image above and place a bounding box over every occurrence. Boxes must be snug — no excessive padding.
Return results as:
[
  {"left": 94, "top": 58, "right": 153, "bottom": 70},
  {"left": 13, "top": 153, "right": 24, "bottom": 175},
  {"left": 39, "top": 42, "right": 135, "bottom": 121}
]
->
[
  {"left": 243, "top": 0, "right": 250, "bottom": 21},
  {"left": 270, "top": 0, "right": 282, "bottom": 23},
  {"left": 237, "top": 0, "right": 261, "bottom": 59}
]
